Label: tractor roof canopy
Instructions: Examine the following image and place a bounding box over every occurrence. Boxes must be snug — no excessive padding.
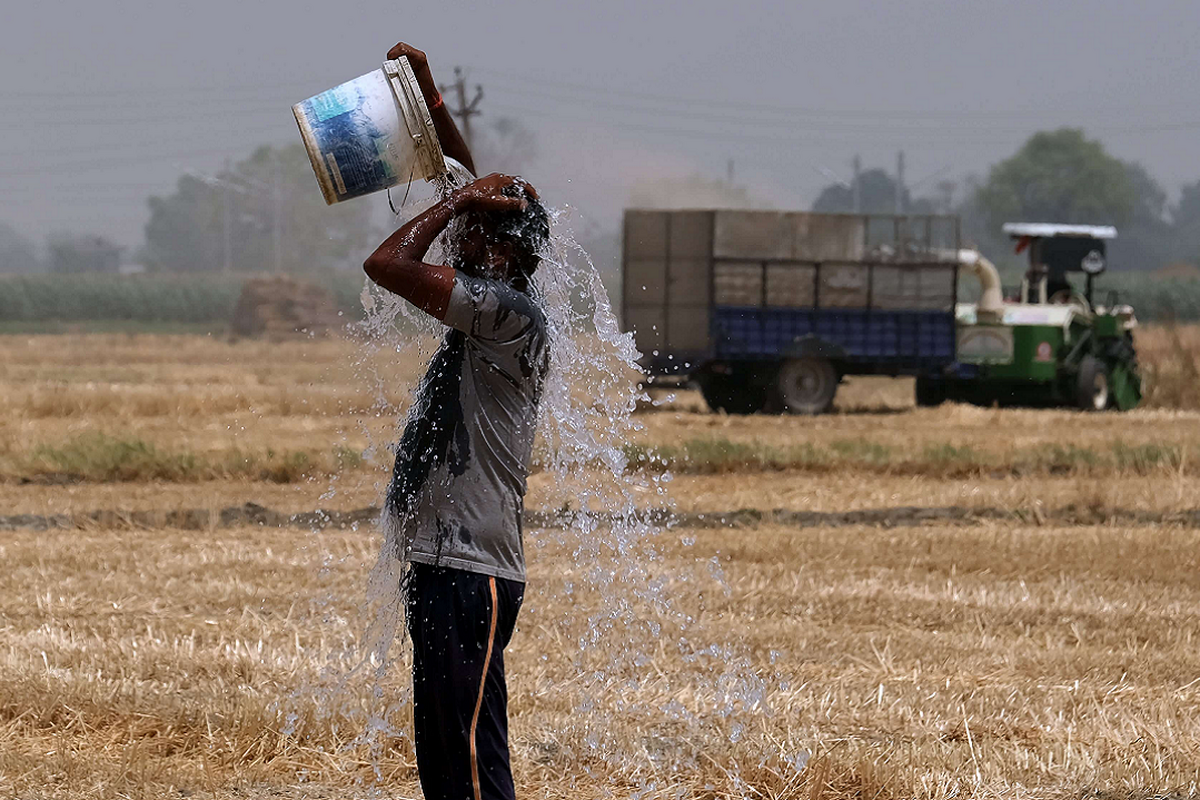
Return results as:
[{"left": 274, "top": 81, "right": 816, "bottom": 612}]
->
[
  {"left": 1002, "top": 223, "right": 1117, "bottom": 240},
  {"left": 1003, "top": 222, "right": 1116, "bottom": 277}
]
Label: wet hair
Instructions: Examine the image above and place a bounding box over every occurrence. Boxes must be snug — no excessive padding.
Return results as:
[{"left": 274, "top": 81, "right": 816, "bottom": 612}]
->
[{"left": 482, "top": 187, "right": 550, "bottom": 292}]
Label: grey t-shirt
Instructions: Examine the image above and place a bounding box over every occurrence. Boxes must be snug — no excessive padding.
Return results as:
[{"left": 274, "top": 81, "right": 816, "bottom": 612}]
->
[{"left": 384, "top": 272, "right": 548, "bottom": 583}]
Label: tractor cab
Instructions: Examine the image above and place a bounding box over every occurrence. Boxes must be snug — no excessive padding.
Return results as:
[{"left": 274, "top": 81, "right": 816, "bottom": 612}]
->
[{"left": 1002, "top": 222, "right": 1115, "bottom": 309}]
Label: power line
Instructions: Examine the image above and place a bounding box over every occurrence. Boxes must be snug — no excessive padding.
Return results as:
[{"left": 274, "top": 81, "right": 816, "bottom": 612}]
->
[
  {"left": 0, "top": 146, "right": 265, "bottom": 179},
  {"left": 485, "top": 80, "right": 1035, "bottom": 132},
  {"left": 1, "top": 65, "right": 1192, "bottom": 128},
  {"left": 473, "top": 65, "right": 1003, "bottom": 120},
  {"left": 474, "top": 66, "right": 1200, "bottom": 134},
  {"left": 0, "top": 105, "right": 1163, "bottom": 187},
  {"left": 4, "top": 69, "right": 1196, "bottom": 178},
  {"left": 0, "top": 105, "right": 301, "bottom": 128},
  {"left": 5, "top": 63, "right": 1197, "bottom": 135},
  {"left": 492, "top": 101, "right": 1031, "bottom": 147},
  {"left": 0, "top": 77, "right": 332, "bottom": 101},
  {"left": 0, "top": 124, "right": 289, "bottom": 161}
]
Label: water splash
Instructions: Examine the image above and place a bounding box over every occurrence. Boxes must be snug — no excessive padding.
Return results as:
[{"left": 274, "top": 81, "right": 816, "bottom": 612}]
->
[
  {"left": 282, "top": 184, "right": 802, "bottom": 786},
  {"left": 509, "top": 211, "right": 798, "bottom": 777}
]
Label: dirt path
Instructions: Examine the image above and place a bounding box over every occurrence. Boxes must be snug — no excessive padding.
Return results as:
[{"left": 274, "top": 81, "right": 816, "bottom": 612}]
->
[{"left": 5, "top": 501, "right": 1200, "bottom": 532}]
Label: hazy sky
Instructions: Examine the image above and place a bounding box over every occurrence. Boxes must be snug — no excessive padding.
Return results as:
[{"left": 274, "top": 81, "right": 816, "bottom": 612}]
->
[{"left": 3, "top": 0, "right": 1199, "bottom": 252}]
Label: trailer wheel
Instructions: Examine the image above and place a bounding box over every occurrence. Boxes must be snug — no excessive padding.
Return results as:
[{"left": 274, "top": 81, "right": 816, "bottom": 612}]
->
[
  {"left": 773, "top": 358, "right": 838, "bottom": 414},
  {"left": 915, "top": 377, "right": 947, "bottom": 407},
  {"left": 1076, "top": 356, "right": 1110, "bottom": 411}
]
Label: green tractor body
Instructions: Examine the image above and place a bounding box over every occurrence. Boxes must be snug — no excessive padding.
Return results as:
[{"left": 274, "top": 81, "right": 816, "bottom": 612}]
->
[{"left": 935, "top": 223, "right": 1142, "bottom": 411}]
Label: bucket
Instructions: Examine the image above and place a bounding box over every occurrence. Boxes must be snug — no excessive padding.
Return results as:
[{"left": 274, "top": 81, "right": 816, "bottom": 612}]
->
[{"left": 292, "top": 57, "right": 447, "bottom": 205}]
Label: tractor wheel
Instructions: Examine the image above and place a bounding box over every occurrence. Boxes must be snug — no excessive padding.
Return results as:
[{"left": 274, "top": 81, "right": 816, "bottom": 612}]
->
[
  {"left": 773, "top": 358, "right": 838, "bottom": 415},
  {"left": 914, "top": 377, "right": 947, "bottom": 407},
  {"left": 1076, "top": 356, "right": 1110, "bottom": 411}
]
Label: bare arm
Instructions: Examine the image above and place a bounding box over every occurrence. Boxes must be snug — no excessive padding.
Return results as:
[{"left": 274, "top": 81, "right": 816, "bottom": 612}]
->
[
  {"left": 363, "top": 174, "right": 526, "bottom": 319},
  {"left": 363, "top": 194, "right": 460, "bottom": 318},
  {"left": 387, "top": 42, "right": 476, "bottom": 175}
]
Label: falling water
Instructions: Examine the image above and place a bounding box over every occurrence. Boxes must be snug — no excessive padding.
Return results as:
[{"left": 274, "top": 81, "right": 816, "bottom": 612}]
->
[{"left": 282, "top": 176, "right": 806, "bottom": 789}]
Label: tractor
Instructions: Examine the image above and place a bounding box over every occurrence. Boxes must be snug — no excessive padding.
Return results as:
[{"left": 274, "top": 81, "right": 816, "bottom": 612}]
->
[{"left": 925, "top": 223, "right": 1142, "bottom": 411}]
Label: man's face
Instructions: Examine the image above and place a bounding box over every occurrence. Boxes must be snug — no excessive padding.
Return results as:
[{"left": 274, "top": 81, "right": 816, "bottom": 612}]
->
[{"left": 454, "top": 210, "right": 515, "bottom": 282}]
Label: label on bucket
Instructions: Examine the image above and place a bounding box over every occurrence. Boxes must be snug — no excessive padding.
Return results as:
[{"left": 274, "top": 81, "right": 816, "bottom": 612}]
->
[{"left": 307, "top": 85, "right": 360, "bottom": 123}]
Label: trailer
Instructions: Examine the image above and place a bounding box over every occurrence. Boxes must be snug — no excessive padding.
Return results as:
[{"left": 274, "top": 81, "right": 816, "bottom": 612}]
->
[{"left": 621, "top": 210, "right": 962, "bottom": 413}]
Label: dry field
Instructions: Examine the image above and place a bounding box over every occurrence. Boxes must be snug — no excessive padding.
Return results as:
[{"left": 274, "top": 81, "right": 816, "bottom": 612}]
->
[{"left": 2, "top": 331, "right": 1200, "bottom": 799}]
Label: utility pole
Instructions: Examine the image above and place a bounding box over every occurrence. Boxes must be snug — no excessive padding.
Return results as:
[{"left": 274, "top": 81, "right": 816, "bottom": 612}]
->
[
  {"left": 895, "top": 150, "right": 906, "bottom": 215},
  {"left": 851, "top": 154, "right": 862, "bottom": 213},
  {"left": 441, "top": 67, "right": 484, "bottom": 151},
  {"left": 222, "top": 158, "right": 232, "bottom": 274},
  {"left": 726, "top": 158, "right": 735, "bottom": 186}
]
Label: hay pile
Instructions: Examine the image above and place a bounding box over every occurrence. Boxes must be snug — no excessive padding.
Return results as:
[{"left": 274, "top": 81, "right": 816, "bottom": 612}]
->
[{"left": 230, "top": 275, "right": 340, "bottom": 338}]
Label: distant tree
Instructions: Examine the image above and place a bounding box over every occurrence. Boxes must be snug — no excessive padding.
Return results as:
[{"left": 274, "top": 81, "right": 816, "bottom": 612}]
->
[
  {"left": 143, "top": 144, "right": 377, "bottom": 273},
  {"left": 143, "top": 174, "right": 222, "bottom": 273},
  {"left": 958, "top": 173, "right": 1013, "bottom": 266},
  {"left": 1110, "top": 161, "right": 1172, "bottom": 270},
  {"left": 816, "top": 167, "right": 936, "bottom": 215},
  {"left": 812, "top": 168, "right": 935, "bottom": 215},
  {"left": 0, "top": 222, "right": 42, "bottom": 273},
  {"left": 1172, "top": 179, "right": 1200, "bottom": 266},
  {"left": 973, "top": 129, "right": 1135, "bottom": 231},
  {"left": 971, "top": 129, "right": 1173, "bottom": 271},
  {"left": 47, "top": 234, "right": 123, "bottom": 274}
]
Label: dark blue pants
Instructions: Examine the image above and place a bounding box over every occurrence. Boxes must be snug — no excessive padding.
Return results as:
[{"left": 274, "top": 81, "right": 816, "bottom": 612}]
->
[{"left": 406, "top": 563, "right": 523, "bottom": 800}]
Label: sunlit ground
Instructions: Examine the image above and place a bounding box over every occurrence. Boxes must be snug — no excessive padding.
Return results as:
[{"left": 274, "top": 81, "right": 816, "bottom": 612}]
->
[{"left": 2, "top": 334, "right": 1199, "bottom": 798}]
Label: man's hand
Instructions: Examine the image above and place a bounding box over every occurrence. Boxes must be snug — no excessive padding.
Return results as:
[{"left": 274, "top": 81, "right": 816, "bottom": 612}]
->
[
  {"left": 387, "top": 42, "right": 432, "bottom": 79},
  {"left": 386, "top": 42, "right": 439, "bottom": 105},
  {"left": 453, "top": 174, "right": 537, "bottom": 213},
  {"left": 385, "top": 40, "right": 476, "bottom": 175}
]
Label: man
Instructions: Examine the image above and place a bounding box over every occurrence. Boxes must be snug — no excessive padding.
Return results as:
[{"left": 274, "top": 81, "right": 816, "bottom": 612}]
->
[{"left": 362, "top": 41, "right": 551, "bottom": 800}]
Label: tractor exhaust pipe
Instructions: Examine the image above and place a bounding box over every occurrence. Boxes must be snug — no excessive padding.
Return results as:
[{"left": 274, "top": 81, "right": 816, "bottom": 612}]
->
[{"left": 957, "top": 248, "right": 1004, "bottom": 321}]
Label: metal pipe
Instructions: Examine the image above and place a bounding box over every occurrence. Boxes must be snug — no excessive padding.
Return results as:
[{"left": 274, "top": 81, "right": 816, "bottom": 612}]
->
[{"left": 957, "top": 249, "right": 1004, "bottom": 321}]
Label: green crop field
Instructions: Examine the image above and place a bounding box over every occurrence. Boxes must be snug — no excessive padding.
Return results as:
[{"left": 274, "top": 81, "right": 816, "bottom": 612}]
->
[
  {"left": 0, "top": 272, "right": 366, "bottom": 329},
  {"left": 4, "top": 270, "right": 1200, "bottom": 331}
]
